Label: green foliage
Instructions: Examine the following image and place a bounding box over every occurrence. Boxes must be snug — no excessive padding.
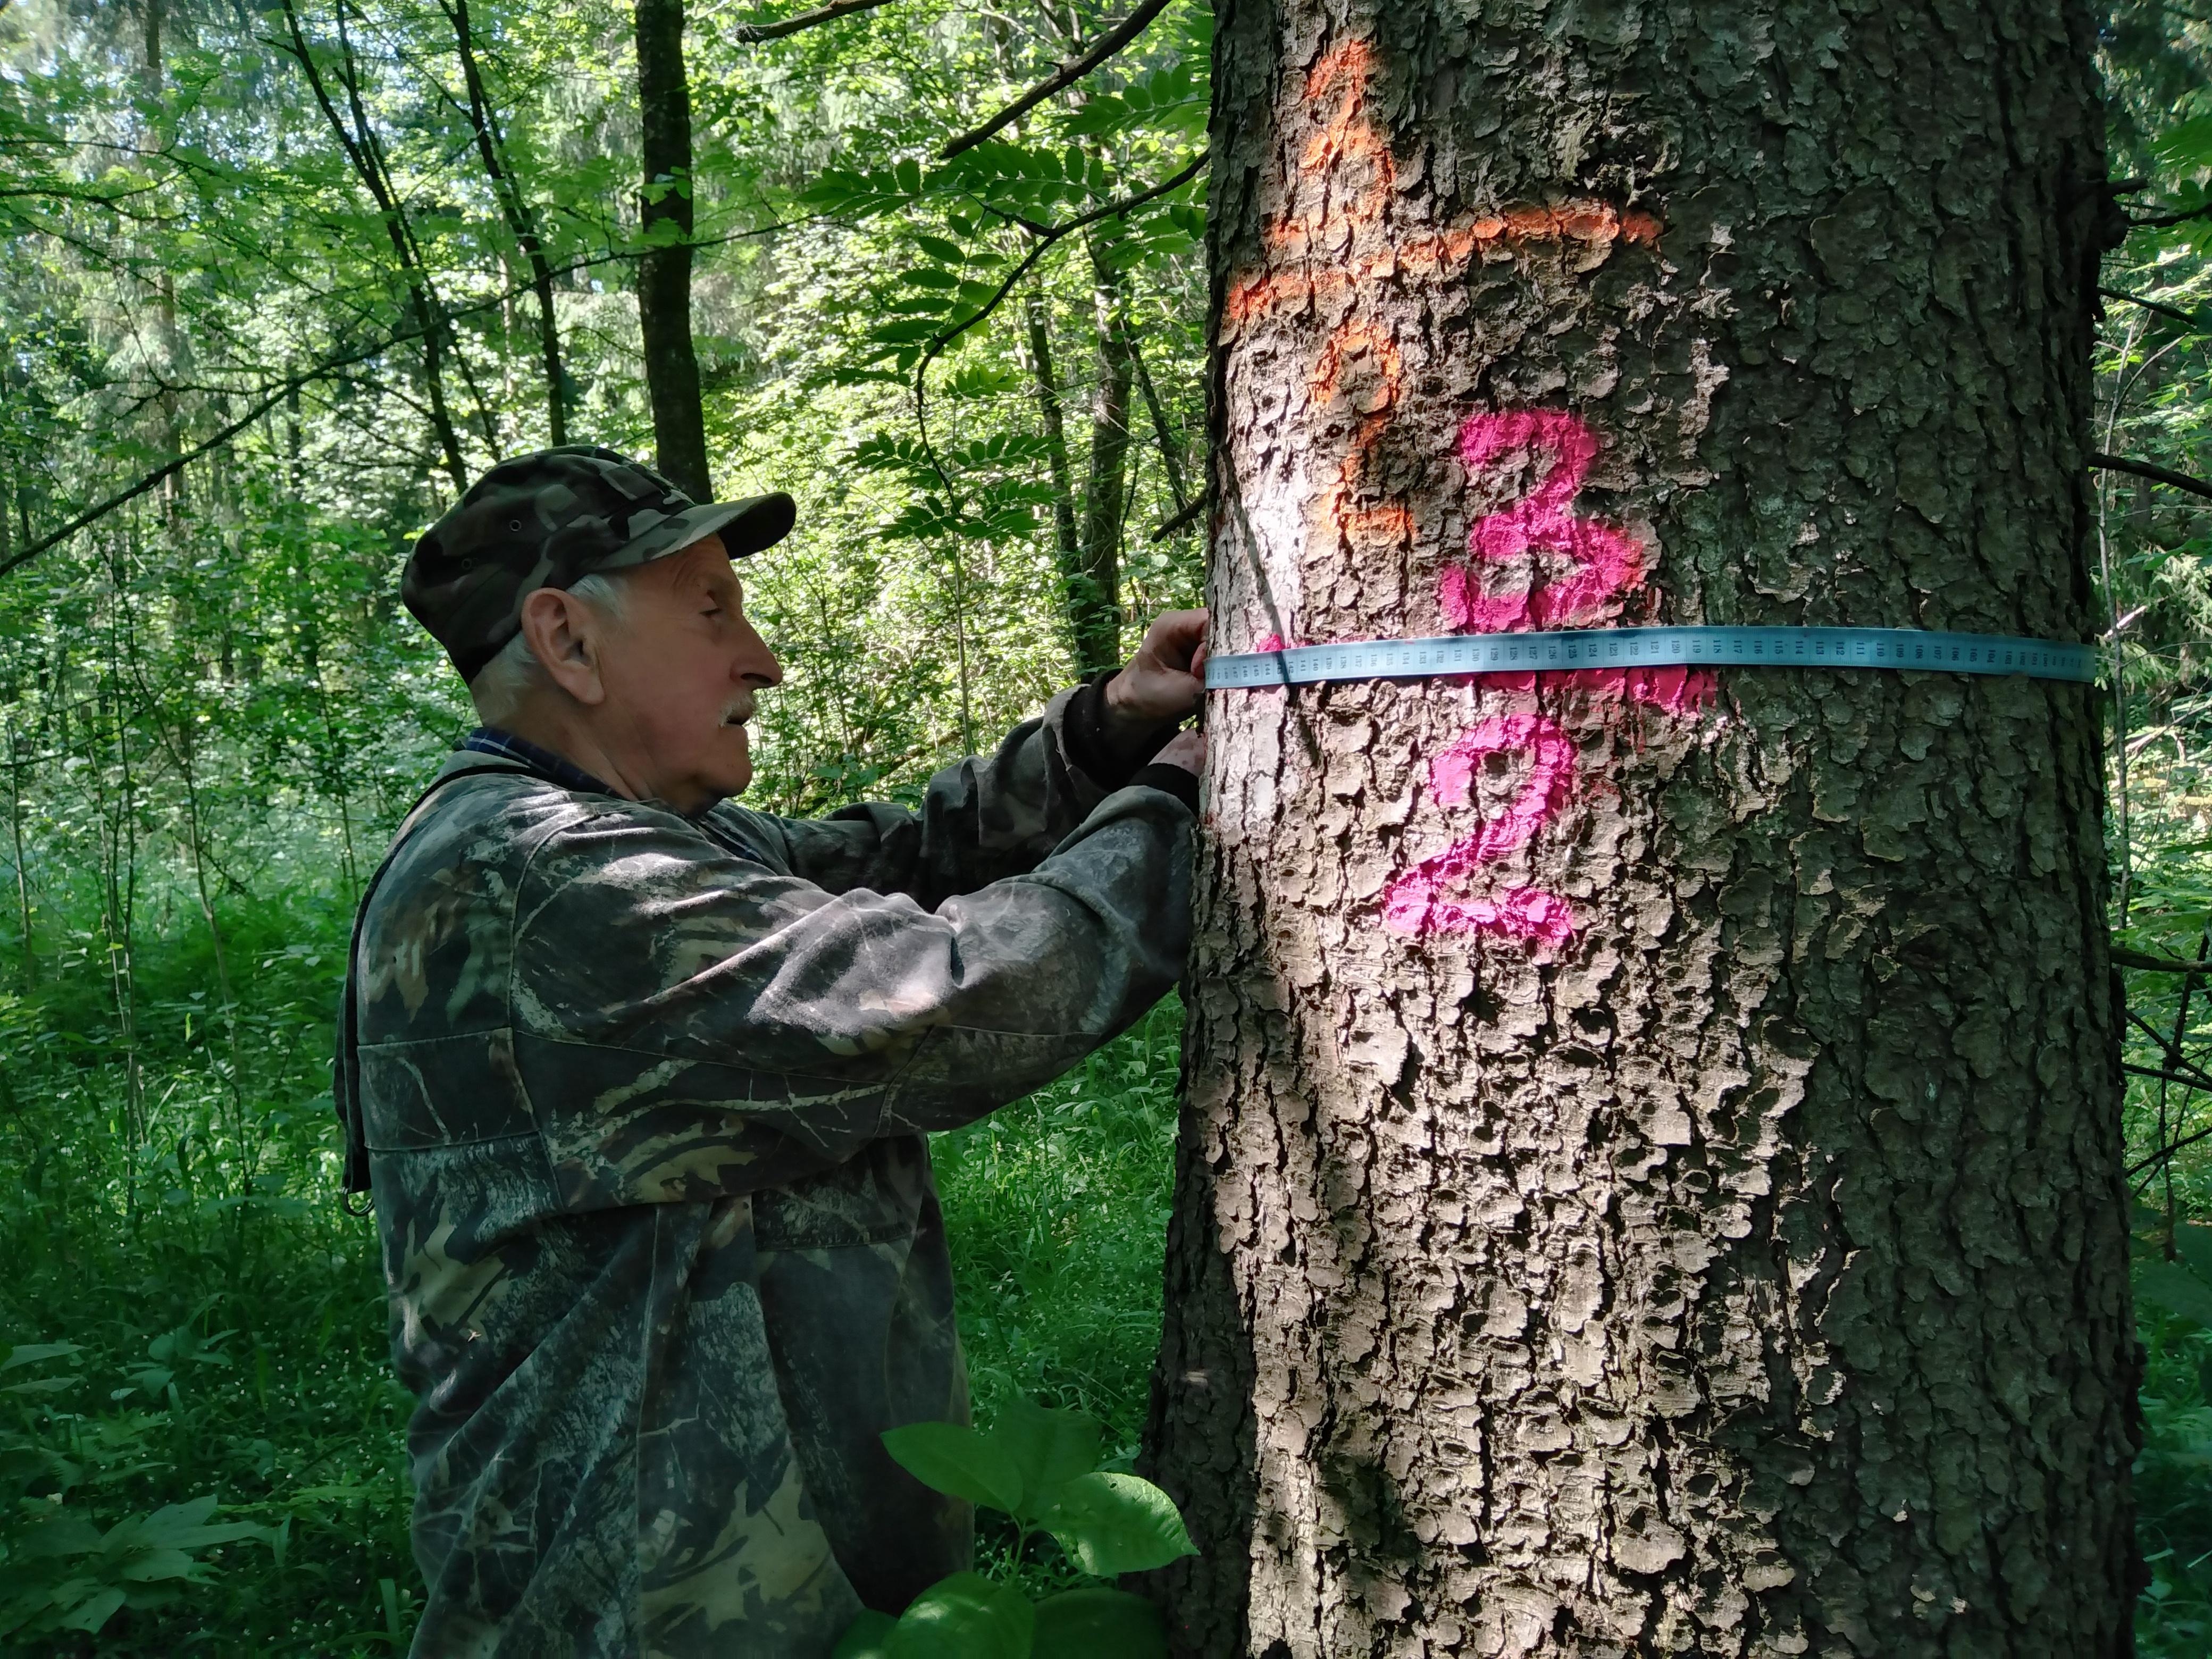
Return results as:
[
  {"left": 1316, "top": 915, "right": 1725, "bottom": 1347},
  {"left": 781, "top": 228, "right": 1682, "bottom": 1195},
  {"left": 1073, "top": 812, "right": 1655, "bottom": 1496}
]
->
[
  {"left": 856, "top": 1390, "right": 1192, "bottom": 1659},
  {"left": 1, "top": 0, "right": 2207, "bottom": 1649}
]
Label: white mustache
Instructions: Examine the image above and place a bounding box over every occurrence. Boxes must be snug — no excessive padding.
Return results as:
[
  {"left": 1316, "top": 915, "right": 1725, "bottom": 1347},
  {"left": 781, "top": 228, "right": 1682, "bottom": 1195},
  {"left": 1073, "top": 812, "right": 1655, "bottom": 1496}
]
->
[{"left": 720, "top": 697, "right": 753, "bottom": 727}]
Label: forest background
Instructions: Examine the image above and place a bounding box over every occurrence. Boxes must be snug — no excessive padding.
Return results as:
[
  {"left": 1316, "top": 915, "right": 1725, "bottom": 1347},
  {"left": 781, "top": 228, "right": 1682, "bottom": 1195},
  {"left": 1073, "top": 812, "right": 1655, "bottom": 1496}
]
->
[{"left": 0, "top": 0, "right": 2207, "bottom": 1651}]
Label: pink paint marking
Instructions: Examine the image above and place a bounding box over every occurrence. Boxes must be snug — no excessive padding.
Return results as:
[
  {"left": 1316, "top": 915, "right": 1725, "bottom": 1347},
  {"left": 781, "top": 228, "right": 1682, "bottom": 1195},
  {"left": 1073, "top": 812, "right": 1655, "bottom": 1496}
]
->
[
  {"left": 1443, "top": 410, "right": 1648, "bottom": 632},
  {"left": 1381, "top": 714, "right": 1577, "bottom": 944},
  {"left": 1554, "top": 664, "right": 1717, "bottom": 717}
]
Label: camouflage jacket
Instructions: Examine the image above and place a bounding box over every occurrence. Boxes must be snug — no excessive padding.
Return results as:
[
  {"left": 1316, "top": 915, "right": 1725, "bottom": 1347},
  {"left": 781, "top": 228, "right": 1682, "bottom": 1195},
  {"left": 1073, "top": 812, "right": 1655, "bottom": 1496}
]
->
[{"left": 337, "top": 687, "right": 1195, "bottom": 1657}]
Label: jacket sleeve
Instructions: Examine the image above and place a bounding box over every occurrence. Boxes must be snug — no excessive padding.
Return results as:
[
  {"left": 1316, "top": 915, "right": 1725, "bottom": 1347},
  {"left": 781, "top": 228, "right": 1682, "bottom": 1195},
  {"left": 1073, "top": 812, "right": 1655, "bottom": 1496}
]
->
[
  {"left": 714, "top": 675, "right": 1179, "bottom": 909},
  {"left": 505, "top": 781, "right": 1195, "bottom": 1212}
]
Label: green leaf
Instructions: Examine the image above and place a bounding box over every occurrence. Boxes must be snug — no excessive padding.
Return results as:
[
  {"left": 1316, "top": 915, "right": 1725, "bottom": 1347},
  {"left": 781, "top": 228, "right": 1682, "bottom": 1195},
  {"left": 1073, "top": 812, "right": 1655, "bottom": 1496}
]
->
[
  {"left": 894, "top": 158, "right": 923, "bottom": 195},
  {"left": 2139, "top": 1257, "right": 2212, "bottom": 1327},
  {"left": 1, "top": 1342, "right": 82, "bottom": 1372},
  {"left": 912, "top": 234, "right": 966, "bottom": 265},
  {"left": 881, "top": 1422, "right": 1024, "bottom": 1513},
  {"left": 996, "top": 1400, "right": 1104, "bottom": 1521},
  {"left": 886, "top": 1572, "right": 1034, "bottom": 1659},
  {"left": 55, "top": 1586, "right": 125, "bottom": 1634},
  {"left": 869, "top": 320, "right": 945, "bottom": 345},
  {"left": 120, "top": 1496, "right": 267, "bottom": 1552},
  {"left": 2155, "top": 113, "right": 2212, "bottom": 174},
  {"left": 833, "top": 1608, "right": 898, "bottom": 1658},
  {"left": 11, "top": 1507, "right": 104, "bottom": 1560},
  {"left": 2, "top": 1375, "right": 82, "bottom": 1395},
  {"left": 902, "top": 267, "right": 960, "bottom": 290},
  {"left": 1032, "top": 1587, "right": 1168, "bottom": 1658},
  {"left": 1040, "top": 1473, "right": 1198, "bottom": 1576}
]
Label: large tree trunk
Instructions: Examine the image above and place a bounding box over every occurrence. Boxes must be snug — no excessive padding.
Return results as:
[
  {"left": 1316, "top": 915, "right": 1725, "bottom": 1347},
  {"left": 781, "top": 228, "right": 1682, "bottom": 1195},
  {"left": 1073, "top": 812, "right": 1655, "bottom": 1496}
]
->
[
  {"left": 1145, "top": 3, "right": 2133, "bottom": 1655},
  {"left": 634, "top": 0, "right": 712, "bottom": 498}
]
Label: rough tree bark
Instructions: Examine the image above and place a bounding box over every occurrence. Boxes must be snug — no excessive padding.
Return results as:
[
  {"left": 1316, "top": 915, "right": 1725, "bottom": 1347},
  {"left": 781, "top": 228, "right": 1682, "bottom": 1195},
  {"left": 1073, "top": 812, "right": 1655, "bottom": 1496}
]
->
[
  {"left": 1144, "top": 3, "right": 2132, "bottom": 1655},
  {"left": 635, "top": 0, "right": 712, "bottom": 498}
]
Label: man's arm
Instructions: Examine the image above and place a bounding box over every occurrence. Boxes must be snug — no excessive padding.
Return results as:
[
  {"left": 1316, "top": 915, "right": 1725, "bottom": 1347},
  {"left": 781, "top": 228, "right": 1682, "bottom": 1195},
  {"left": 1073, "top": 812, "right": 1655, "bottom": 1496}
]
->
[
  {"left": 723, "top": 610, "right": 1206, "bottom": 908},
  {"left": 505, "top": 780, "right": 1196, "bottom": 1212}
]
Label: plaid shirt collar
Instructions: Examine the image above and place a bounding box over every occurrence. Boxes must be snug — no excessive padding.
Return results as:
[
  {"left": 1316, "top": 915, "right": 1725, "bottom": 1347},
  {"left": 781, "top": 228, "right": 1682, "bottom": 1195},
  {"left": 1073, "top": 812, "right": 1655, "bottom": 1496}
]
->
[{"left": 461, "top": 727, "right": 616, "bottom": 797}]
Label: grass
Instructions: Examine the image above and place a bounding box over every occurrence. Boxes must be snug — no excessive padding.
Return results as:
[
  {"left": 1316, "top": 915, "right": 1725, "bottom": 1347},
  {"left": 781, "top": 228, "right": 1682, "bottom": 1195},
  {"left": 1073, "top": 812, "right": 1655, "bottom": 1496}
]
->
[
  {"left": 2, "top": 882, "right": 2208, "bottom": 1653},
  {"left": 0, "top": 961, "right": 1184, "bottom": 1655}
]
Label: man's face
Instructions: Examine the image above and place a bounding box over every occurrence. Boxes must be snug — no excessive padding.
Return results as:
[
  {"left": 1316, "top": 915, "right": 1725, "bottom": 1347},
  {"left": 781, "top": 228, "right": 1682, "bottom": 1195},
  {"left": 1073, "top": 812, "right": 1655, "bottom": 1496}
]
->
[{"left": 594, "top": 537, "right": 782, "bottom": 812}]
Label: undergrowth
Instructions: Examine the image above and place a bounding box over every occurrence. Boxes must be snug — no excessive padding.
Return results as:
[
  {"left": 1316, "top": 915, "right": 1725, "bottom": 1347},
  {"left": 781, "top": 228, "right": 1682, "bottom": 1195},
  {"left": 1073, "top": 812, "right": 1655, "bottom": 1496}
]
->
[{"left": 0, "top": 890, "right": 1184, "bottom": 1655}]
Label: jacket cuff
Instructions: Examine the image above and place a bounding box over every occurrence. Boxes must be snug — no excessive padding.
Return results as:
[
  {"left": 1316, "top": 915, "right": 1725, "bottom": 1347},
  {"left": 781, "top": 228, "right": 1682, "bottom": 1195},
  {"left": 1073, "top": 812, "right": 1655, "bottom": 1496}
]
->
[
  {"left": 1130, "top": 763, "right": 1201, "bottom": 815},
  {"left": 1061, "top": 666, "right": 1179, "bottom": 790}
]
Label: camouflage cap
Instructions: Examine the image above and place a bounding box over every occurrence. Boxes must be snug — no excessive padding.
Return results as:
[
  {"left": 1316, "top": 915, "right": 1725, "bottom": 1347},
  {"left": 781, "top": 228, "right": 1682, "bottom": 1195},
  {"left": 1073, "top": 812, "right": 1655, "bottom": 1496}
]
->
[{"left": 402, "top": 445, "right": 797, "bottom": 682}]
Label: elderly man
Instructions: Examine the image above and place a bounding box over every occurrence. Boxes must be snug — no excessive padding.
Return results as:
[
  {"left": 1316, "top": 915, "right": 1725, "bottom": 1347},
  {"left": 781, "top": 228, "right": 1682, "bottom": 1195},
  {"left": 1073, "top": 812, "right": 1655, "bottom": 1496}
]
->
[{"left": 334, "top": 445, "right": 1205, "bottom": 1656}]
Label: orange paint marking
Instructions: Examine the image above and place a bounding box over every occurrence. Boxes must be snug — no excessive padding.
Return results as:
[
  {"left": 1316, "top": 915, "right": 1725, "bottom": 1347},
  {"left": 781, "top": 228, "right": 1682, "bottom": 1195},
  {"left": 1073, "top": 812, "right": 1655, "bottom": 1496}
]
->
[
  {"left": 1311, "top": 321, "right": 1416, "bottom": 555},
  {"left": 1225, "top": 37, "right": 1686, "bottom": 946}
]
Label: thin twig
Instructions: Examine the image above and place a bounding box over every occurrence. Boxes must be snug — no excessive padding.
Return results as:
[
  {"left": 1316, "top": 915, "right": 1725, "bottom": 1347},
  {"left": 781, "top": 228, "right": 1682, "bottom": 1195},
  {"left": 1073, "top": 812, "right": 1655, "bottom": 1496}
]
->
[
  {"left": 729, "top": 0, "right": 898, "bottom": 41},
  {"left": 0, "top": 224, "right": 802, "bottom": 582},
  {"left": 2126, "top": 1062, "right": 2212, "bottom": 1093},
  {"left": 938, "top": 0, "right": 1173, "bottom": 161},
  {"left": 2126, "top": 1007, "right": 2212, "bottom": 1086},
  {"left": 2091, "top": 451, "right": 2212, "bottom": 503},
  {"left": 2129, "top": 1118, "right": 2212, "bottom": 1180}
]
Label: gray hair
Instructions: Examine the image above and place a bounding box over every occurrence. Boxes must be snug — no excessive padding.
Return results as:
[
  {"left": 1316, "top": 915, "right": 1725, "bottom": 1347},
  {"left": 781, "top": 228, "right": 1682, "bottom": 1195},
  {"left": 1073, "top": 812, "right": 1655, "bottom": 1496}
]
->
[{"left": 466, "top": 571, "right": 631, "bottom": 726}]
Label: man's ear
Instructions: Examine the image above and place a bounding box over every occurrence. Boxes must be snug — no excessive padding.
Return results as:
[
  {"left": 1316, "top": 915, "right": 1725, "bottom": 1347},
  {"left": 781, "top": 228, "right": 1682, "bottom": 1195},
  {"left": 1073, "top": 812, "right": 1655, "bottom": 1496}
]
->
[{"left": 518, "top": 586, "right": 608, "bottom": 707}]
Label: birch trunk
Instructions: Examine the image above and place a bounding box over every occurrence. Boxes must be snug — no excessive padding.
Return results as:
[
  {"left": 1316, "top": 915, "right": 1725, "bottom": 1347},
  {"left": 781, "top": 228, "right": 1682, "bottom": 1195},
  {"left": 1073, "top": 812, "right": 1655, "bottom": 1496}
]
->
[{"left": 1145, "top": 2, "right": 2133, "bottom": 1654}]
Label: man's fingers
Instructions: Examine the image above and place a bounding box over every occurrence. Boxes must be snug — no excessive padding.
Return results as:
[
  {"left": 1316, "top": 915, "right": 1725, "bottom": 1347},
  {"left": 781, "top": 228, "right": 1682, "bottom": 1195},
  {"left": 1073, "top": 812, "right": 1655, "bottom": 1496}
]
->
[{"left": 1144, "top": 608, "right": 1208, "bottom": 671}]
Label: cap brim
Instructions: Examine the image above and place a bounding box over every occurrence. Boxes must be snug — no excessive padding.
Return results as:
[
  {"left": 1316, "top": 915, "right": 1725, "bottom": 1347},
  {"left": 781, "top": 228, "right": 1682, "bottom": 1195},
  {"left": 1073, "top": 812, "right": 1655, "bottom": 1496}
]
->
[
  {"left": 691, "top": 491, "right": 798, "bottom": 558},
  {"left": 604, "top": 491, "right": 798, "bottom": 571}
]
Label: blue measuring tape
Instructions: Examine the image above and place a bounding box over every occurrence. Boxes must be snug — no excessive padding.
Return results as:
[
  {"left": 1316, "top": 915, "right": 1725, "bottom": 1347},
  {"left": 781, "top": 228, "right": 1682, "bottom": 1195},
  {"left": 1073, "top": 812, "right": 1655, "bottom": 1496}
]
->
[{"left": 1203, "top": 626, "right": 2099, "bottom": 690}]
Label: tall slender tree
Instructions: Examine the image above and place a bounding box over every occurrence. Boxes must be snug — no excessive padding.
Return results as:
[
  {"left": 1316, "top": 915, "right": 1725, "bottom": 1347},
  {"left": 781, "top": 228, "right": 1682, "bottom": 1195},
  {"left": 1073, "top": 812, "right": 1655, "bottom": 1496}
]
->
[
  {"left": 634, "top": 0, "right": 711, "bottom": 498},
  {"left": 1146, "top": 3, "right": 2133, "bottom": 1654},
  {"left": 442, "top": 0, "right": 570, "bottom": 447},
  {"left": 1074, "top": 225, "right": 1136, "bottom": 672}
]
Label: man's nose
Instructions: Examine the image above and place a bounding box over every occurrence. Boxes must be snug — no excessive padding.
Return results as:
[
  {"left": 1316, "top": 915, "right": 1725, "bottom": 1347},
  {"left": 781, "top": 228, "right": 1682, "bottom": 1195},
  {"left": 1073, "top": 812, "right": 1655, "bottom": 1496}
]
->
[{"left": 735, "top": 618, "right": 783, "bottom": 688}]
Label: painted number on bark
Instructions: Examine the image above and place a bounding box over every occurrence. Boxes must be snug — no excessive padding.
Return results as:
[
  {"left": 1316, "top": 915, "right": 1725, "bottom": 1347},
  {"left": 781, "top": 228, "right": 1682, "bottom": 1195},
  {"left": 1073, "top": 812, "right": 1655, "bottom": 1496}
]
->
[{"left": 1231, "top": 41, "right": 1702, "bottom": 946}]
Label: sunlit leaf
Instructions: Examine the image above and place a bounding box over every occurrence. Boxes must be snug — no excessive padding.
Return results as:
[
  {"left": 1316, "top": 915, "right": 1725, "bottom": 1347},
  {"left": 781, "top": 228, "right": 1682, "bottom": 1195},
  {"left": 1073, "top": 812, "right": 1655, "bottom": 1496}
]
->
[
  {"left": 881, "top": 1422, "right": 1024, "bottom": 1512},
  {"left": 1040, "top": 1473, "right": 1199, "bottom": 1576}
]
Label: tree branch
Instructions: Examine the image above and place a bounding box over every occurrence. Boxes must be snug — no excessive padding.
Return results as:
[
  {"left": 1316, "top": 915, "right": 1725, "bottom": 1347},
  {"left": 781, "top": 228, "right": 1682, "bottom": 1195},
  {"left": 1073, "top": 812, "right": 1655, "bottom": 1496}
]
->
[
  {"left": 1150, "top": 491, "right": 1206, "bottom": 541},
  {"left": 2100, "top": 286, "right": 2208, "bottom": 332},
  {"left": 0, "top": 379, "right": 317, "bottom": 581},
  {"left": 2090, "top": 451, "right": 2212, "bottom": 503},
  {"left": 2129, "top": 1117, "right": 2212, "bottom": 1180},
  {"left": 2126, "top": 200, "right": 2212, "bottom": 231},
  {"left": 2116, "top": 945, "right": 2212, "bottom": 975},
  {"left": 0, "top": 244, "right": 649, "bottom": 582},
  {"left": 938, "top": 0, "right": 1172, "bottom": 161},
  {"left": 728, "top": 0, "right": 898, "bottom": 43},
  {"left": 920, "top": 148, "right": 1206, "bottom": 368}
]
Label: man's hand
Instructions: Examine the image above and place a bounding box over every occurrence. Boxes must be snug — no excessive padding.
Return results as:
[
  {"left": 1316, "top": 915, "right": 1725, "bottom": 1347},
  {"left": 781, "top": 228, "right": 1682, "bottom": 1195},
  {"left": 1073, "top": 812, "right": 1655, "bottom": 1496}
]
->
[{"left": 1103, "top": 609, "right": 1208, "bottom": 758}]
